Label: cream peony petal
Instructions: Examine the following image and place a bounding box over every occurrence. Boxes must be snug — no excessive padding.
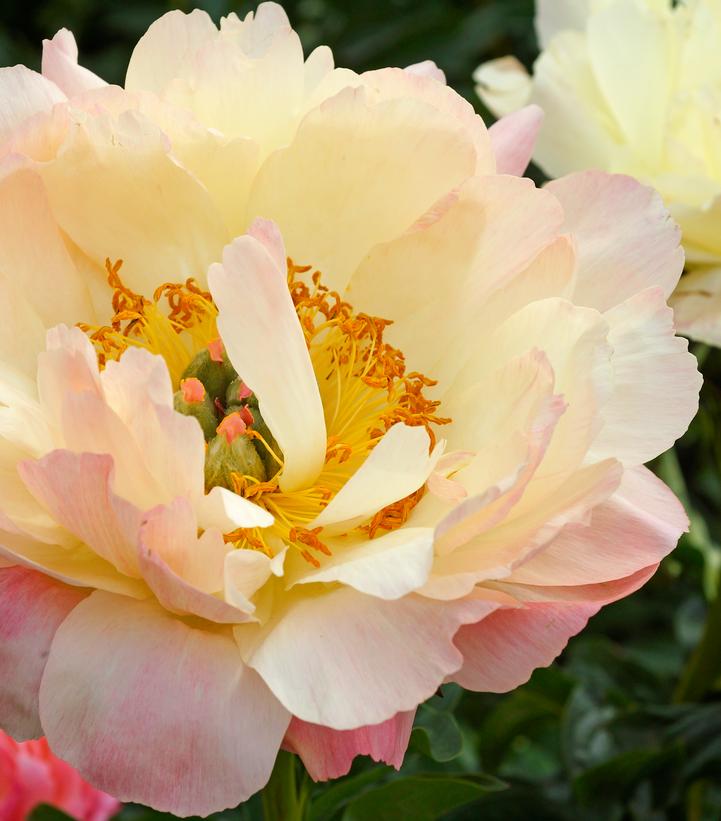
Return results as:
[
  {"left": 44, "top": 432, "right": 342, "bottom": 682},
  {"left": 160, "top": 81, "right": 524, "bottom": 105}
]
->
[
  {"left": 488, "top": 104, "right": 544, "bottom": 176},
  {"left": 590, "top": 288, "right": 701, "bottom": 465},
  {"left": 0, "top": 66, "right": 65, "bottom": 145},
  {"left": 209, "top": 220, "right": 327, "bottom": 493},
  {"left": 587, "top": 0, "right": 671, "bottom": 167},
  {"left": 348, "top": 175, "right": 567, "bottom": 384},
  {"left": 405, "top": 61, "right": 446, "bottom": 83},
  {"left": 0, "top": 164, "right": 95, "bottom": 329},
  {"left": 235, "top": 589, "right": 497, "bottom": 728},
  {"left": 509, "top": 466, "right": 687, "bottom": 585},
  {"left": 547, "top": 171, "right": 684, "bottom": 312},
  {"left": 224, "top": 548, "right": 282, "bottom": 613},
  {"left": 0, "top": 567, "right": 87, "bottom": 740},
  {"left": 18, "top": 451, "right": 142, "bottom": 578},
  {"left": 284, "top": 711, "right": 415, "bottom": 781},
  {"left": 473, "top": 56, "right": 532, "bottom": 118},
  {"left": 247, "top": 83, "right": 477, "bottom": 291},
  {"left": 125, "top": 9, "right": 217, "bottom": 95},
  {"left": 535, "top": 0, "right": 594, "bottom": 47},
  {"left": 312, "top": 423, "right": 440, "bottom": 531},
  {"left": 41, "top": 29, "right": 106, "bottom": 97},
  {"left": 671, "top": 266, "right": 721, "bottom": 346},
  {"left": 291, "top": 527, "right": 435, "bottom": 600},
  {"left": 39, "top": 593, "right": 290, "bottom": 817},
  {"left": 197, "top": 486, "right": 274, "bottom": 533},
  {"left": 38, "top": 107, "right": 229, "bottom": 295}
]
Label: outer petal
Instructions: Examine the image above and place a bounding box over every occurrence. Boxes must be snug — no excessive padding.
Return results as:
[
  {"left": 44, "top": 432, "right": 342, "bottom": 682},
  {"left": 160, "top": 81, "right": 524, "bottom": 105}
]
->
[
  {"left": 535, "top": 0, "right": 593, "bottom": 47},
  {"left": 41, "top": 29, "right": 106, "bottom": 97},
  {"left": 546, "top": 171, "right": 684, "bottom": 312},
  {"left": 209, "top": 220, "right": 327, "bottom": 492},
  {"left": 509, "top": 466, "right": 687, "bottom": 585},
  {"left": 125, "top": 9, "right": 217, "bottom": 95},
  {"left": 235, "top": 589, "right": 498, "bottom": 729},
  {"left": 589, "top": 288, "right": 701, "bottom": 465},
  {"left": 312, "top": 423, "right": 439, "bottom": 531},
  {"left": 38, "top": 107, "right": 228, "bottom": 295},
  {"left": 671, "top": 266, "right": 721, "bottom": 346},
  {"left": 39, "top": 593, "right": 291, "bottom": 817},
  {"left": 474, "top": 57, "right": 532, "bottom": 118},
  {"left": 488, "top": 104, "right": 543, "bottom": 176},
  {"left": 0, "top": 567, "right": 87, "bottom": 740},
  {"left": 454, "top": 566, "right": 654, "bottom": 692},
  {"left": 284, "top": 711, "right": 415, "bottom": 781},
  {"left": 0, "top": 67, "right": 65, "bottom": 145},
  {"left": 247, "top": 83, "right": 477, "bottom": 291}
]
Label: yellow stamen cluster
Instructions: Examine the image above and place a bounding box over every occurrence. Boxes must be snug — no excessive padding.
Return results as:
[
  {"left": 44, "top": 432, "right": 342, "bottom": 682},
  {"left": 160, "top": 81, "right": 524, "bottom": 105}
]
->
[
  {"left": 79, "top": 258, "right": 449, "bottom": 567},
  {"left": 78, "top": 259, "right": 218, "bottom": 384}
]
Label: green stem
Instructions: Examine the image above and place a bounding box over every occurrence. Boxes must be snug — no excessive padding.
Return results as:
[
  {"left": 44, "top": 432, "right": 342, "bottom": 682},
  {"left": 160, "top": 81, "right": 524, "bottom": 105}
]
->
[
  {"left": 262, "top": 751, "right": 308, "bottom": 821},
  {"left": 675, "top": 588, "right": 721, "bottom": 702}
]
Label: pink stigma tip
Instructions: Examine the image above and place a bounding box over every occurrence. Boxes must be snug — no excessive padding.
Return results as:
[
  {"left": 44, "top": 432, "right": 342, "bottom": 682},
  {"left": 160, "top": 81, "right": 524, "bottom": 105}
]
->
[
  {"left": 208, "top": 338, "right": 225, "bottom": 363},
  {"left": 217, "top": 412, "right": 247, "bottom": 444},
  {"left": 239, "top": 405, "right": 254, "bottom": 426},
  {"left": 180, "top": 377, "right": 206, "bottom": 404},
  {"left": 238, "top": 381, "right": 253, "bottom": 400}
]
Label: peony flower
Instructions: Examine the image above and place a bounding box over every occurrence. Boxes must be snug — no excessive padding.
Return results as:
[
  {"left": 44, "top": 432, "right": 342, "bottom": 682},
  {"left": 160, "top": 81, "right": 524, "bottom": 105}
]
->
[
  {"left": 475, "top": 0, "right": 721, "bottom": 346},
  {"left": 0, "top": 4, "right": 700, "bottom": 816},
  {"left": 0, "top": 729, "right": 119, "bottom": 821}
]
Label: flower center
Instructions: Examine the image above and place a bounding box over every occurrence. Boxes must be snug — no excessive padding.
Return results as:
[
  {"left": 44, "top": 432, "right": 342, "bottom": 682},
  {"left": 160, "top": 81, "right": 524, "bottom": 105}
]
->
[{"left": 80, "top": 258, "right": 449, "bottom": 566}]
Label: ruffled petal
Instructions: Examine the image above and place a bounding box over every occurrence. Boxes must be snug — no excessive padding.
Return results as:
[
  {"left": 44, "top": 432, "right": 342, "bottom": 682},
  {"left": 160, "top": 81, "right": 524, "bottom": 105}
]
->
[
  {"left": 284, "top": 711, "right": 415, "bottom": 780},
  {"left": 209, "top": 220, "right": 327, "bottom": 492},
  {"left": 39, "top": 592, "right": 290, "bottom": 816},
  {"left": 0, "top": 567, "right": 86, "bottom": 740},
  {"left": 488, "top": 105, "right": 543, "bottom": 176},
  {"left": 41, "top": 29, "right": 106, "bottom": 97}
]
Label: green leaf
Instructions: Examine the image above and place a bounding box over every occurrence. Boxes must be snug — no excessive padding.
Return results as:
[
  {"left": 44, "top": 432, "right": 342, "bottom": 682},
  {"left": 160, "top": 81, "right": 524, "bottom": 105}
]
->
[
  {"left": 308, "top": 766, "right": 391, "bottom": 821},
  {"left": 28, "top": 807, "right": 74, "bottom": 821},
  {"left": 341, "top": 775, "right": 506, "bottom": 821},
  {"left": 410, "top": 703, "right": 464, "bottom": 762}
]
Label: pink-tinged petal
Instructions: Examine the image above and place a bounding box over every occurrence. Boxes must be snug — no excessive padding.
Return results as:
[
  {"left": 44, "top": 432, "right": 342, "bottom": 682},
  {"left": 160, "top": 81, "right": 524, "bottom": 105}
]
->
[
  {"left": 546, "top": 172, "right": 684, "bottom": 312},
  {"left": 489, "top": 104, "right": 544, "bottom": 176},
  {"left": 0, "top": 67, "right": 65, "bottom": 144},
  {"left": 454, "top": 566, "right": 655, "bottom": 692},
  {"left": 209, "top": 220, "right": 327, "bottom": 493},
  {"left": 0, "top": 567, "right": 87, "bottom": 740},
  {"left": 39, "top": 593, "right": 290, "bottom": 817},
  {"left": 312, "top": 423, "right": 440, "bottom": 531},
  {"left": 284, "top": 711, "right": 415, "bottom": 781},
  {"left": 197, "top": 485, "right": 274, "bottom": 533},
  {"left": 590, "top": 288, "right": 701, "bottom": 465},
  {"left": 509, "top": 466, "right": 687, "bottom": 586},
  {"left": 41, "top": 29, "right": 106, "bottom": 97},
  {"left": 427, "top": 451, "right": 475, "bottom": 502},
  {"left": 235, "top": 589, "right": 498, "bottom": 729},
  {"left": 291, "top": 527, "right": 435, "bottom": 600},
  {"left": 137, "top": 498, "right": 255, "bottom": 623},
  {"left": 453, "top": 601, "right": 599, "bottom": 692},
  {"left": 19, "top": 451, "right": 142, "bottom": 578},
  {"left": 405, "top": 61, "right": 446, "bottom": 83},
  {"left": 138, "top": 537, "right": 252, "bottom": 625},
  {"left": 98, "top": 347, "right": 206, "bottom": 502}
]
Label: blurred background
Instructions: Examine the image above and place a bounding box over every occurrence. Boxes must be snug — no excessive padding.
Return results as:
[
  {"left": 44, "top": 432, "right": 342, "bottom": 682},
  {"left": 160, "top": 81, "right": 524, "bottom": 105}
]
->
[{"left": 4, "top": 1, "right": 721, "bottom": 819}]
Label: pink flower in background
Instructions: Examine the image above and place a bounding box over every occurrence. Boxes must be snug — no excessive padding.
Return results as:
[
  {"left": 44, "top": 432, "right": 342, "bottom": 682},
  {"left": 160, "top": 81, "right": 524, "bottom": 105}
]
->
[
  {"left": 0, "top": 730, "right": 119, "bottom": 820},
  {"left": 0, "top": 2, "right": 702, "bottom": 816}
]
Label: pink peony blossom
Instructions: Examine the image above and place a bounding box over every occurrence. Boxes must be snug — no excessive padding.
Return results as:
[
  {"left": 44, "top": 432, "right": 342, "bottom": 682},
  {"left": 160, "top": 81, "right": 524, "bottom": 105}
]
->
[
  {"left": 0, "top": 3, "right": 701, "bottom": 816},
  {"left": 0, "top": 730, "right": 119, "bottom": 820}
]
